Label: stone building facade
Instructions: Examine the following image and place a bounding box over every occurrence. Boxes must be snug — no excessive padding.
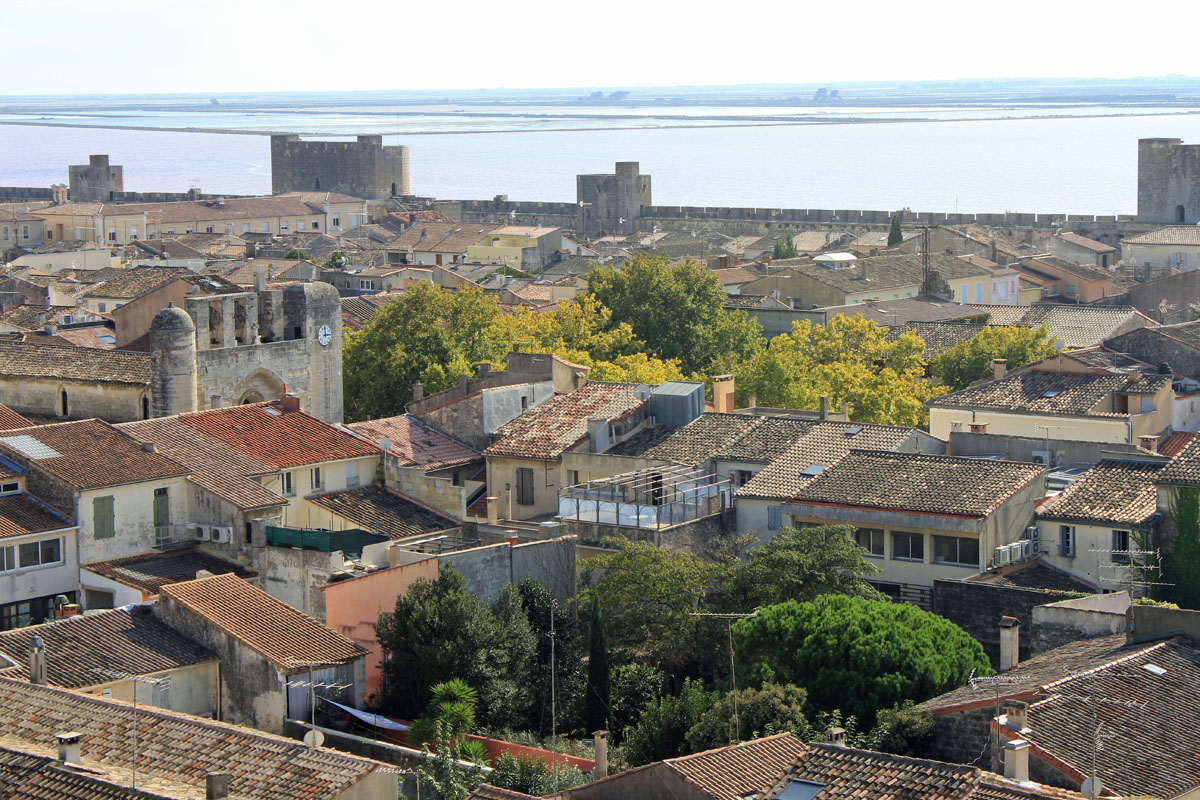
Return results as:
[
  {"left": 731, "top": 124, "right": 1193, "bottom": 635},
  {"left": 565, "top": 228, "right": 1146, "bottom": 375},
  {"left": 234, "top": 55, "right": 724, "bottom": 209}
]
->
[
  {"left": 576, "top": 161, "right": 652, "bottom": 235},
  {"left": 270, "top": 134, "right": 409, "bottom": 199},
  {"left": 68, "top": 154, "right": 124, "bottom": 202},
  {"left": 1137, "top": 137, "right": 1200, "bottom": 224}
]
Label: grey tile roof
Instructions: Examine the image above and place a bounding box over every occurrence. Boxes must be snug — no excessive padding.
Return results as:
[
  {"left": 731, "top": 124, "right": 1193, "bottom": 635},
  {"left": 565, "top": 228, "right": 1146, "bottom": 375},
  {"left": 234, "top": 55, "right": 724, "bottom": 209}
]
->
[
  {"left": 0, "top": 340, "right": 149, "bottom": 385},
  {"left": 81, "top": 548, "right": 257, "bottom": 595},
  {"left": 789, "top": 450, "right": 1044, "bottom": 517},
  {"left": 1057, "top": 232, "right": 1116, "bottom": 253},
  {"left": 965, "top": 560, "right": 1096, "bottom": 593},
  {"left": 306, "top": 484, "right": 460, "bottom": 538},
  {"left": 1122, "top": 225, "right": 1200, "bottom": 245},
  {"left": 927, "top": 370, "right": 1170, "bottom": 417},
  {"left": 889, "top": 321, "right": 987, "bottom": 358},
  {"left": 0, "top": 605, "right": 216, "bottom": 689},
  {"left": 1020, "top": 256, "right": 1111, "bottom": 282},
  {"left": 1036, "top": 459, "right": 1164, "bottom": 526},
  {"left": 737, "top": 422, "right": 918, "bottom": 500},
  {"left": 771, "top": 253, "right": 988, "bottom": 295},
  {"left": 823, "top": 296, "right": 986, "bottom": 325},
  {"left": 1155, "top": 433, "right": 1200, "bottom": 486},
  {"left": 0, "top": 745, "right": 177, "bottom": 799},
  {"left": 965, "top": 304, "right": 1151, "bottom": 349},
  {"left": 606, "top": 413, "right": 768, "bottom": 466},
  {"left": 486, "top": 382, "right": 645, "bottom": 461},
  {"left": 714, "top": 418, "right": 818, "bottom": 463}
]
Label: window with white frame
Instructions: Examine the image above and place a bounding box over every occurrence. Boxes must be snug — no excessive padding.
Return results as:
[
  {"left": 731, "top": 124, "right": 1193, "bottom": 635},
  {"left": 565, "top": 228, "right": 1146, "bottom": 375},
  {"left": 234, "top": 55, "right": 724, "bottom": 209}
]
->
[
  {"left": 242, "top": 223, "right": 250, "bottom": 233},
  {"left": 282, "top": 471, "right": 295, "bottom": 497},
  {"left": 1059, "top": 525, "right": 1076, "bottom": 557},
  {"left": 16, "top": 538, "right": 62, "bottom": 569},
  {"left": 0, "top": 482, "right": 19, "bottom": 495},
  {"left": 311, "top": 467, "right": 323, "bottom": 490},
  {"left": 854, "top": 527, "right": 885, "bottom": 557},
  {"left": 332, "top": 216, "right": 340, "bottom": 228}
]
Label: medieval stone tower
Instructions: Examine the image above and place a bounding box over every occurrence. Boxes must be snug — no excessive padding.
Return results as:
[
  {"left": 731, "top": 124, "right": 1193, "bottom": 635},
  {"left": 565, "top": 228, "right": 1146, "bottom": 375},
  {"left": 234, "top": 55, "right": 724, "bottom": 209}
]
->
[
  {"left": 270, "top": 134, "right": 409, "bottom": 199},
  {"left": 148, "top": 282, "right": 344, "bottom": 422},
  {"left": 68, "top": 155, "right": 124, "bottom": 202},
  {"left": 1137, "top": 138, "right": 1200, "bottom": 224},
  {"left": 576, "top": 162, "right": 652, "bottom": 236}
]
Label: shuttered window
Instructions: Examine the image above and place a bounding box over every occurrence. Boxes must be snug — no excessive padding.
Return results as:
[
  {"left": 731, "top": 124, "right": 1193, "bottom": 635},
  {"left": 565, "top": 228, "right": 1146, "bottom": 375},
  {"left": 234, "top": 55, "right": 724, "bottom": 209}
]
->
[{"left": 93, "top": 495, "right": 115, "bottom": 539}]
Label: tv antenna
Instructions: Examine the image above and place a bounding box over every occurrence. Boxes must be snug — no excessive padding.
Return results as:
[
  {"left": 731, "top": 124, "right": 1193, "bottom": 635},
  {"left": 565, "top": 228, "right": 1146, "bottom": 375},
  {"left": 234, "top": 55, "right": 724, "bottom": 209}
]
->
[{"left": 690, "top": 609, "right": 758, "bottom": 743}]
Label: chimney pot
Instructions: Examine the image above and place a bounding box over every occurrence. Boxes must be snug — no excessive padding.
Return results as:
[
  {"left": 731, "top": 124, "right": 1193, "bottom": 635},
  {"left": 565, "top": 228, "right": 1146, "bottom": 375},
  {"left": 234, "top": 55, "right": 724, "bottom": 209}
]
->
[
  {"left": 993, "top": 358, "right": 1008, "bottom": 380},
  {"left": 1003, "top": 739, "right": 1030, "bottom": 783},
  {"left": 969, "top": 422, "right": 989, "bottom": 434},
  {"left": 1139, "top": 434, "right": 1158, "bottom": 453},
  {"left": 824, "top": 727, "right": 846, "bottom": 747},
  {"left": 29, "top": 636, "right": 45, "bottom": 684},
  {"left": 412, "top": 380, "right": 424, "bottom": 400},
  {"left": 56, "top": 732, "right": 83, "bottom": 766},
  {"left": 592, "top": 731, "right": 608, "bottom": 779},
  {"left": 999, "top": 616, "right": 1021, "bottom": 671},
  {"left": 1003, "top": 700, "right": 1029, "bottom": 733},
  {"left": 819, "top": 395, "right": 829, "bottom": 420}
]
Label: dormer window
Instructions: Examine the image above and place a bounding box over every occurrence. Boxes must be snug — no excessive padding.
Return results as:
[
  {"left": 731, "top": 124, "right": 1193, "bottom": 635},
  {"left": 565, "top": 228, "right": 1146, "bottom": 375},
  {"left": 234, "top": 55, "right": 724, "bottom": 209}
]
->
[{"left": 0, "top": 482, "right": 19, "bottom": 495}]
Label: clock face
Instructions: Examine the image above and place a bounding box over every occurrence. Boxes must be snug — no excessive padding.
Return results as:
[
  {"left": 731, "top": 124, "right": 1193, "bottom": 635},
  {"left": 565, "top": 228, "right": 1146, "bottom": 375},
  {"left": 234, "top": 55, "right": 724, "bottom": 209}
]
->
[{"left": 317, "top": 324, "right": 332, "bottom": 347}]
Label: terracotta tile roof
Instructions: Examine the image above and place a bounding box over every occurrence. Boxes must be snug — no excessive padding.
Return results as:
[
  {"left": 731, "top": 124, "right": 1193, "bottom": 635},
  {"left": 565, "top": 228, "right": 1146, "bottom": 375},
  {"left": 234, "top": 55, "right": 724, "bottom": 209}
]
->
[
  {"left": 1156, "top": 433, "right": 1200, "bottom": 487},
  {"left": 607, "top": 413, "right": 768, "bottom": 466},
  {"left": 37, "top": 193, "right": 361, "bottom": 225},
  {"left": 927, "top": 370, "right": 1170, "bottom": 417},
  {"left": 0, "top": 403, "right": 32, "bottom": 431},
  {"left": 1020, "top": 256, "right": 1112, "bottom": 283},
  {"left": 178, "top": 401, "right": 379, "bottom": 470},
  {"left": 918, "top": 634, "right": 1129, "bottom": 713},
  {"left": 775, "top": 743, "right": 978, "bottom": 800},
  {"left": 724, "top": 293, "right": 790, "bottom": 310},
  {"left": 119, "top": 416, "right": 285, "bottom": 511},
  {"left": 0, "top": 606, "right": 215, "bottom": 689},
  {"left": 1037, "top": 459, "right": 1164, "bottom": 526},
  {"left": 222, "top": 258, "right": 311, "bottom": 286},
  {"left": 80, "top": 267, "right": 187, "bottom": 300},
  {"left": 771, "top": 253, "right": 988, "bottom": 295},
  {"left": 789, "top": 450, "right": 1044, "bottom": 517},
  {"left": 0, "top": 678, "right": 386, "bottom": 799},
  {"left": 486, "top": 382, "right": 646, "bottom": 461},
  {"left": 0, "top": 340, "right": 149, "bottom": 385},
  {"left": 0, "top": 495, "right": 74, "bottom": 541},
  {"left": 665, "top": 732, "right": 806, "bottom": 800},
  {"left": 307, "top": 485, "right": 461, "bottom": 539},
  {"left": 346, "top": 414, "right": 479, "bottom": 470},
  {"left": 1017, "top": 636, "right": 1200, "bottom": 798},
  {"left": 467, "top": 785, "right": 540, "bottom": 800},
  {"left": 712, "top": 267, "right": 757, "bottom": 285},
  {"left": 0, "top": 305, "right": 84, "bottom": 331},
  {"left": 0, "top": 420, "right": 189, "bottom": 490},
  {"left": 51, "top": 325, "right": 118, "bottom": 349},
  {"left": 965, "top": 559, "right": 1096, "bottom": 593},
  {"left": 81, "top": 548, "right": 256, "bottom": 596},
  {"left": 385, "top": 222, "right": 498, "bottom": 255},
  {"left": 737, "top": 422, "right": 917, "bottom": 500},
  {"left": 0, "top": 746, "right": 174, "bottom": 800},
  {"left": 959, "top": 253, "right": 1001, "bottom": 269},
  {"left": 965, "top": 304, "right": 1151, "bottom": 349},
  {"left": 1057, "top": 232, "right": 1116, "bottom": 254},
  {"left": 1122, "top": 225, "right": 1200, "bottom": 246},
  {"left": 1058, "top": 345, "right": 1148, "bottom": 372},
  {"left": 160, "top": 573, "right": 366, "bottom": 668},
  {"left": 1159, "top": 430, "right": 1196, "bottom": 458}
]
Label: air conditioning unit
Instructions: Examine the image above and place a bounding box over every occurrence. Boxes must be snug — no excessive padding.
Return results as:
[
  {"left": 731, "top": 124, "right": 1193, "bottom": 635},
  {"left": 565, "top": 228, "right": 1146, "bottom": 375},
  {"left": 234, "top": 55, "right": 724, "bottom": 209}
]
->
[
  {"left": 1031, "top": 449, "right": 1052, "bottom": 465},
  {"left": 1020, "top": 540, "right": 1036, "bottom": 560},
  {"left": 1006, "top": 542, "right": 1024, "bottom": 564},
  {"left": 212, "top": 526, "right": 232, "bottom": 544},
  {"left": 994, "top": 545, "right": 1012, "bottom": 567},
  {"left": 1024, "top": 525, "right": 1040, "bottom": 541},
  {"left": 194, "top": 525, "right": 210, "bottom": 542}
]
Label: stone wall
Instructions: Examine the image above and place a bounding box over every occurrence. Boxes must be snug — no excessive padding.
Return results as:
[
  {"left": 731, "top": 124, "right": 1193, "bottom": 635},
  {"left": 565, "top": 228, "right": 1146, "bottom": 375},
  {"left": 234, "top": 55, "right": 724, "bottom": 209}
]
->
[
  {"left": 925, "top": 705, "right": 995, "bottom": 767},
  {"left": 271, "top": 134, "right": 408, "bottom": 200},
  {"left": 257, "top": 546, "right": 338, "bottom": 621},
  {"left": 437, "top": 536, "right": 577, "bottom": 604},
  {"left": 931, "top": 578, "right": 1079, "bottom": 669},
  {"left": 1107, "top": 325, "right": 1200, "bottom": 381},
  {"left": 0, "top": 376, "right": 147, "bottom": 423},
  {"left": 1031, "top": 592, "right": 1129, "bottom": 655},
  {"left": 1137, "top": 138, "right": 1200, "bottom": 224}
]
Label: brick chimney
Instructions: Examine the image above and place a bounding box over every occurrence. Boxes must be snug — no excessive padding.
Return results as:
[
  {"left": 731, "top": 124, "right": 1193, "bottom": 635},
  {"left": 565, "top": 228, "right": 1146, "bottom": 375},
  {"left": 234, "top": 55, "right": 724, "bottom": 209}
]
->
[
  {"left": 1003, "top": 699, "right": 1029, "bottom": 733},
  {"left": 279, "top": 393, "right": 301, "bottom": 413},
  {"left": 1139, "top": 434, "right": 1158, "bottom": 452},
  {"left": 999, "top": 616, "right": 1021, "bottom": 671},
  {"left": 969, "top": 422, "right": 989, "bottom": 434}
]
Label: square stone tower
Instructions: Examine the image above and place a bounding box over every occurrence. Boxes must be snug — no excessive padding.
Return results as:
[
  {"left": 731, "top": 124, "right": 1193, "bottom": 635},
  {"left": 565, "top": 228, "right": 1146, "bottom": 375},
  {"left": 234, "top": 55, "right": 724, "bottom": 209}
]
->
[
  {"left": 270, "top": 134, "right": 409, "bottom": 199},
  {"left": 1137, "top": 138, "right": 1200, "bottom": 224}
]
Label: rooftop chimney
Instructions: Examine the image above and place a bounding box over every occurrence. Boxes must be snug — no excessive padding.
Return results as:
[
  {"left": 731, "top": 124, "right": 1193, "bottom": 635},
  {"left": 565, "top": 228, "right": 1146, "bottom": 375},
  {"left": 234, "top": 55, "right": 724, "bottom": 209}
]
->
[
  {"left": 588, "top": 417, "right": 610, "bottom": 454},
  {"left": 56, "top": 732, "right": 83, "bottom": 766},
  {"left": 206, "top": 773, "right": 233, "bottom": 800},
  {"left": 592, "top": 731, "right": 608, "bottom": 780},
  {"left": 44, "top": 321, "right": 57, "bottom": 336},
  {"left": 412, "top": 380, "right": 424, "bottom": 401},
  {"left": 999, "top": 616, "right": 1021, "bottom": 672},
  {"left": 819, "top": 395, "right": 829, "bottom": 420},
  {"left": 210, "top": 394, "right": 223, "bottom": 409},
  {"left": 29, "top": 636, "right": 45, "bottom": 684},
  {"left": 254, "top": 265, "right": 267, "bottom": 293},
  {"left": 279, "top": 393, "right": 301, "bottom": 413},
  {"left": 993, "top": 358, "right": 1008, "bottom": 380},
  {"left": 1003, "top": 699, "right": 1029, "bottom": 733},
  {"left": 824, "top": 727, "right": 846, "bottom": 747},
  {"left": 1139, "top": 434, "right": 1158, "bottom": 453},
  {"left": 712, "top": 374, "right": 735, "bottom": 414},
  {"left": 1003, "top": 739, "right": 1030, "bottom": 783},
  {"left": 969, "top": 422, "right": 989, "bottom": 434}
]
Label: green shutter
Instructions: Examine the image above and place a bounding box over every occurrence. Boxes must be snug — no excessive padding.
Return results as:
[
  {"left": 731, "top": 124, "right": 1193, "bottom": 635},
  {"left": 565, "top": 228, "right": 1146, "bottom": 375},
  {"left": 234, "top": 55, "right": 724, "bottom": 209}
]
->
[{"left": 93, "top": 495, "right": 115, "bottom": 539}]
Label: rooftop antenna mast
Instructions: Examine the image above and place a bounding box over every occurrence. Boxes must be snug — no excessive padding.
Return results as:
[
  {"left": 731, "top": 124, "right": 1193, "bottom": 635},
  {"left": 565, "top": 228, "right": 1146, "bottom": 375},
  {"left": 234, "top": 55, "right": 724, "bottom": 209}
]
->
[
  {"left": 689, "top": 609, "right": 758, "bottom": 743},
  {"left": 91, "top": 668, "right": 171, "bottom": 790},
  {"left": 286, "top": 659, "right": 352, "bottom": 748}
]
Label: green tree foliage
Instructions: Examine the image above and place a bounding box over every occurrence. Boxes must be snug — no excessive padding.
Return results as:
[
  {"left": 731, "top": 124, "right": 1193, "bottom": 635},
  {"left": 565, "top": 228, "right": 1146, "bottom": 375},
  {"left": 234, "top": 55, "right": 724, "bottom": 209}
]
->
[
  {"left": 517, "top": 578, "right": 583, "bottom": 735},
  {"left": 577, "top": 539, "right": 711, "bottom": 671},
  {"left": 587, "top": 254, "right": 762, "bottom": 374},
  {"left": 773, "top": 235, "right": 799, "bottom": 260},
  {"left": 414, "top": 721, "right": 484, "bottom": 800},
  {"left": 489, "top": 753, "right": 589, "bottom": 795},
  {"left": 887, "top": 214, "right": 903, "bottom": 246},
  {"left": 409, "top": 679, "right": 479, "bottom": 751},
  {"left": 323, "top": 251, "right": 350, "bottom": 270},
  {"left": 1166, "top": 487, "right": 1200, "bottom": 609},
  {"left": 619, "top": 679, "right": 713, "bottom": 766},
  {"left": 376, "top": 569, "right": 535, "bottom": 728},
  {"left": 858, "top": 701, "right": 934, "bottom": 757},
  {"left": 726, "top": 525, "right": 885, "bottom": 609},
  {"left": 734, "top": 314, "right": 943, "bottom": 427},
  {"left": 283, "top": 248, "right": 313, "bottom": 260},
  {"left": 929, "top": 324, "right": 1059, "bottom": 391},
  {"left": 608, "top": 663, "right": 665, "bottom": 738},
  {"left": 342, "top": 283, "right": 507, "bottom": 420},
  {"left": 584, "top": 593, "right": 611, "bottom": 733},
  {"left": 733, "top": 596, "right": 990, "bottom": 724},
  {"left": 685, "top": 683, "right": 808, "bottom": 752}
]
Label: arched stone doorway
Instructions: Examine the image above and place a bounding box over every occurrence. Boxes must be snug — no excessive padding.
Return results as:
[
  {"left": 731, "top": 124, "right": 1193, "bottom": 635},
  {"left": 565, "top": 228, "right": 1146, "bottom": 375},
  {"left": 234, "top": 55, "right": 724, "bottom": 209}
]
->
[{"left": 232, "top": 368, "right": 285, "bottom": 407}]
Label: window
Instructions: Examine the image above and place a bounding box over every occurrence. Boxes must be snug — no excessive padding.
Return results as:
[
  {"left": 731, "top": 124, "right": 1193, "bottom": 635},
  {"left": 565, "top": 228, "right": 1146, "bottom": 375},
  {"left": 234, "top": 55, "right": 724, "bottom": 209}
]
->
[
  {"left": 18, "top": 538, "right": 62, "bottom": 569},
  {"left": 975, "top": 282, "right": 982, "bottom": 303},
  {"left": 311, "top": 467, "right": 323, "bottom": 490},
  {"left": 0, "top": 545, "right": 14, "bottom": 572},
  {"left": 516, "top": 467, "right": 535, "bottom": 506},
  {"left": 359, "top": 280, "right": 374, "bottom": 290},
  {"left": 93, "top": 495, "right": 115, "bottom": 539},
  {"left": 205, "top": 225, "right": 214, "bottom": 234},
  {"left": 1059, "top": 525, "right": 1076, "bottom": 557},
  {"left": 933, "top": 535, "right": 980, "bottom": 567},
  {"left": 1112, "top": 529, "right": 1131, "bottom": 564},
  {"left": 108, "top": 229, "right": 117, "bottom": 242},
  {"left": 346, "top": 463, "right": 359, "bottom": 488},
  {"left": 566, "top": 470, "right": 579, "bottom": 487},
  {"left": 0, "top": 482, "right": 19, "bottom": 495},
  {"left": 959, "top": 284, "right": 967, "bottom": 304},
  {"left": 997, "top": 280, "right": 1008, "bottom": 299},
  {"left": 854, "top": 527, "right": 885, "bottom": 557},
  {"left": 129, "top": 227, "right": 137, "bottom": 240},
  {"left": 261, "top": 222, "right": 269, "bottom": 232},
  {"left": 242, "top": 223, "right": 250, "bottom": 233},
  {"left": 153, "top": 487, "right": 170, "bottom": 546},
  {"left": 225, "top": 224, "right": 233, "bottom": 235},
  {"left": 98, "top": 302, "right": 106, "bottom": 313},
  {"left": 452, "top": 471, "right": 463, "bottom": 486},
  {"left": 21, "top": 225, "right": 29, "bottom": 239},
  {"left": 332, "top": 216, "right": 340, "bottom": 228},
  {"left": 244, "top": 521, "right": 253, "bottom": 545},
  {"left": 892, "top": 531, "right": 924, "bottom": 561},
  {"left": 768, "top": 506, "right": 783, "bottom": 531},
  {"left": 520, "top": 395, "right": 528, "bottom": 411},
  {"left": 282, "top": 472, "right": 295, "bottom": 497},
  {"left": 734, "top": 469, "right": 753, "bottom": 488},
  {"left": 312, "top": 221, "right": 320, "bottom": 230},
  {"left": 350, "top": 214, "right": 358, "bottom": 227}
]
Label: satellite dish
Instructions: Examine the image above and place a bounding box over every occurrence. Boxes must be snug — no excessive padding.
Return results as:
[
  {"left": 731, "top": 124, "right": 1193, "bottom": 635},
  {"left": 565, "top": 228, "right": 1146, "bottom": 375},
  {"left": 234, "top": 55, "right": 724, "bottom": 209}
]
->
[
  {"left": 303, "top": 729, "right": 325, "bottom": 748},
  {"left": 1081, "top": 777, "right": 1102, "bottom": 799}
]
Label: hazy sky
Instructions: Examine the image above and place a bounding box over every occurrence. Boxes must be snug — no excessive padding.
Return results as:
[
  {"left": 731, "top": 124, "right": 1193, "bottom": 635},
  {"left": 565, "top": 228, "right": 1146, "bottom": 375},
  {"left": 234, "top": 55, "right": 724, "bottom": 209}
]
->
[{"left": 5, "top": 0, "right": 1194, "bottom": 96}]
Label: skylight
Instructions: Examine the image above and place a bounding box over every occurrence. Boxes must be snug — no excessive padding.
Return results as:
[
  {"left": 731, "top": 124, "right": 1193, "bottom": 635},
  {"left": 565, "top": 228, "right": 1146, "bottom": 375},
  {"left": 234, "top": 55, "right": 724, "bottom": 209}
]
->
[
  {"left": 1041, "top": 390, "right": 1060, "bottom": 398},
  {"left": 777, "top": 779, "right": 827, "bottom": 800},
  {"left": 844, "top": 425, "right": 863, "bottom": 437},
  {"left": 0, "top": 435, "right": 64, "bottom": 460},
  {"left": 1143, "top": 663, "right": 1167, "bottom": 676},
  {"left": 800, "top": 463, "right": 826, "bottom": 477}
]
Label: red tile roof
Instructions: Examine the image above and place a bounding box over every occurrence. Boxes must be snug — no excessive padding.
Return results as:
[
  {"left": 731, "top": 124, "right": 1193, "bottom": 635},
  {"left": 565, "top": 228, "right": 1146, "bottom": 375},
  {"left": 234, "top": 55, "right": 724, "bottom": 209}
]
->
[
  {"left": 0, "top": 495, "right": 74, "bottom": 540},
  {"left": 0, "top": 420, "right": 189, "bottom": 490},
  {"left": 486, "top": 382, "right": 645, "bottom": 461},
  {"left": 0, "top": 404, "right": 32, "bottom": 432},
  {"left": 666, "top": 733, "right": 806, "bottom": 800},
  {"left": 1159, "top": 430, "right": 1196, "bottom": 459},
  {"left": 347, "top": 414, "right": 480, "bottom": 470},
  {"left": 178, "top": 401, "right": 379, "bottom": 470},
  {"left": 161, "top": 573, "right": 366, "bottom": 668}
]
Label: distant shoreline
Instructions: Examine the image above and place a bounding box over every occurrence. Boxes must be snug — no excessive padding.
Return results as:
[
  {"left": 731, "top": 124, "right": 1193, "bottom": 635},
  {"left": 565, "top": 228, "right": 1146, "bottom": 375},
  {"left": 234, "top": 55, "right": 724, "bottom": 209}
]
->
[{"left": 1, "top": 108, "right": 1199, "bottom": 137}]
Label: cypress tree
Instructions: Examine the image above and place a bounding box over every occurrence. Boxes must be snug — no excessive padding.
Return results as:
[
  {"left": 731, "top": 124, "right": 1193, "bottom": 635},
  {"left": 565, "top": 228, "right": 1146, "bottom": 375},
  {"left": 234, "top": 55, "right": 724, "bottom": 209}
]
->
[
  {"left": 584, "top": 593, "right": 611, "bottom": 733},
  {"left": 887, "top": 214, "right": 903, "bottom": 246}
]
